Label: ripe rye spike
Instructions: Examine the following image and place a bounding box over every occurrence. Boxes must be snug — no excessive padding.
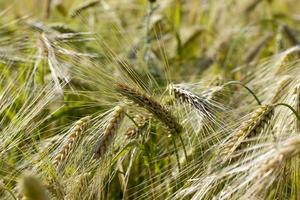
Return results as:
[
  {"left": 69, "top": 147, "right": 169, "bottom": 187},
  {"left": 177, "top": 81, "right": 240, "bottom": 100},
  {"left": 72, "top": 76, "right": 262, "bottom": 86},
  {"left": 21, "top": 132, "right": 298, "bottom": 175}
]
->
[
  {"left": 222, "top": 105, "right": 274, "bottom": 161},
  {"left": 116, "top": 83, "right": 182, "bottom": 134},
  {"left": 171, "top": 85, "right": 212, "bottom": 117},
  {"left": 93, "top": 106, "right": 125, "bottom": 159},
  {"left": 53, "top": 116, "right": 91, "bottom": 166}
]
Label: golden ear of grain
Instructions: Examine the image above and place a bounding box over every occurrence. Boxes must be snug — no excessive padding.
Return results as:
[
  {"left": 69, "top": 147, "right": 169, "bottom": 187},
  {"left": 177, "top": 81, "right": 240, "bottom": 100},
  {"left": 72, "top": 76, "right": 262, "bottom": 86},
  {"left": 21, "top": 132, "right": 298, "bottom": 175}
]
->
[
  {"left": 171, "top": 85, "right": 213, "bottom": 116},
  {"left": 22, "top": 176, "right": 50, "bottom": 200},
  {"left": 93, "top": 106, "right": 125, "bottom": 159},
  {"left": 116, "top": 83, "right": 182, "bottom": 134},
  {"left": 222, "top": 105, "right": 274, "bottom": 161},
  {"left": 53, "top": 116, "right": 91, "bottom": 166}
]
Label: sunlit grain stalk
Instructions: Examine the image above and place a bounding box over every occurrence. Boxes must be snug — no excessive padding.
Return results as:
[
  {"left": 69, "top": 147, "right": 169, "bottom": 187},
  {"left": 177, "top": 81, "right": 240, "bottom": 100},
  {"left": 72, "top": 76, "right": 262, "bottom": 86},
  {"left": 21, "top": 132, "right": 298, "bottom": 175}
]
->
[
  {"left": 93, "top": 106, "right": 125, "bottom": 159},
  {"left": 222, "top": 102, "right": 300, "bottom": 162},
  {"left": 116, "top": 83, "right": 182, "bottom": 134},
  {"left": 221, "top": 104, "right": 274, "bottom": 162},
  {"left": 53, "top": 116, "right": 91, "bottom": 166},
  {"left": 170, "top": 85, "right": 213, "bottom": 117}
]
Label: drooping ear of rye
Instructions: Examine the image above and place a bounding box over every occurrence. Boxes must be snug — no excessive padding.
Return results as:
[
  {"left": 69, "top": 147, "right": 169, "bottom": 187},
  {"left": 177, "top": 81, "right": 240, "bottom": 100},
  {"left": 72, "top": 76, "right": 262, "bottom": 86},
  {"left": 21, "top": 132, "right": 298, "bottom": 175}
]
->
[
  {"left": 93, "top": 106, "right": 125, "bottom": 159},
  {"left": 116, "top": 83, "right": 182, "bottom": 134},
  {"left": 170, "top": 85, "right": 214, "bottom": 118},
  {"left": 53, "top": 116, "right": 91, "bottom": 167},
  {"left": 222, "top": 104, "right": 274, "bottom": 162}
]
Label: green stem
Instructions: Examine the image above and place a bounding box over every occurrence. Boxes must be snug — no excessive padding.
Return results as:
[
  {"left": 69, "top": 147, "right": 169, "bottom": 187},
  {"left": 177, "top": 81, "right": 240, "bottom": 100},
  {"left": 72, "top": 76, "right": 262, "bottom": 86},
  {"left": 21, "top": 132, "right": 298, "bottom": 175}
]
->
[
  {"left": 275, "top": 103, "right": 300, "bottom": 121},
  {"left": 178, "top": 135, "right": 188, "bottom": 162},
  {"left": 124, "top": 112, "right": 139, "bottom": 127},
  {"left": 172, "top": 136, "right": 181, "bottom": 171},
  {"left": 223, "top": 81, "right": 261, "bottom": 105}
]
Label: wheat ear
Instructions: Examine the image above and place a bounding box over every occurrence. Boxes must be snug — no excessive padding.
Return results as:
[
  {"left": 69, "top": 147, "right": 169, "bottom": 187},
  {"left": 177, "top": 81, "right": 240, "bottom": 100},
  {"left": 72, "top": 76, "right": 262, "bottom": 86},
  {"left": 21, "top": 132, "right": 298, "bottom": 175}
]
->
[
  {"left": 170, "top": 85, "right": 213, "bottom": 117},
  {"left": 53, "top": 116, "right": 91, "bottom": 166},
  {"left": 93, "top": 106, "right": 125, "bottom": 159},
  {"left": 222, "top": 105, "right": 274, "bottom": 161},
  {"left": 116, "top": 83, "right": 182, "bottom": 134}
]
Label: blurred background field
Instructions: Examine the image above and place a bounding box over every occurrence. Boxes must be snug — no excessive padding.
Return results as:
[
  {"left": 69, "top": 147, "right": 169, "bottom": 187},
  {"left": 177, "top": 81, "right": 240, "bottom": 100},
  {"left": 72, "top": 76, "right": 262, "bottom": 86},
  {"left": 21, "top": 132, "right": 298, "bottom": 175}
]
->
[{"left": 1, "top": 0, "right": 300, "bottom": 199}]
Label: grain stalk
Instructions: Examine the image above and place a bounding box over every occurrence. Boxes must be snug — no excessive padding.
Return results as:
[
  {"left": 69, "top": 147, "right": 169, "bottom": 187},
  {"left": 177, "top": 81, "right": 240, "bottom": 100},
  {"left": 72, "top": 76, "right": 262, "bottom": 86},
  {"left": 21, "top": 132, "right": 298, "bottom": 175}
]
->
[
  {"left": 222, "top": 103, "right": 300, "bottom": 162},
  {"left": 221, "top": 105, "right": 274, "bottom": 162},
  {"left": 116, "top": 83, "right": 182, "bottom": 134},
  {"left": 53, "top": 116, "right": 91, "bottom": 166},
  {"left": 93, "top": 106, "right": 125, "bottom": 159},
  {"left": 170, "top": 85, "right": 213, "bottom": 117}
]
